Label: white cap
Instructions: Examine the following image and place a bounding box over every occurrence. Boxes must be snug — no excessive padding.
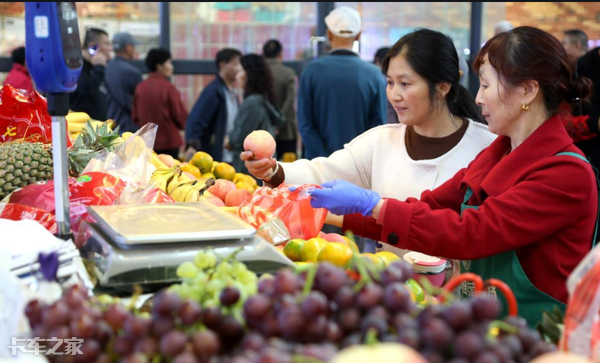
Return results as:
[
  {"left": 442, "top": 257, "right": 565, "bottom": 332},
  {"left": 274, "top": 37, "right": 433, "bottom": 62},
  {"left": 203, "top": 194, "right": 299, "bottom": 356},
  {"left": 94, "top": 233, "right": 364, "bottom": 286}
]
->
[{"left": 325, "top": 6, "right": 361, "bottom": 38}]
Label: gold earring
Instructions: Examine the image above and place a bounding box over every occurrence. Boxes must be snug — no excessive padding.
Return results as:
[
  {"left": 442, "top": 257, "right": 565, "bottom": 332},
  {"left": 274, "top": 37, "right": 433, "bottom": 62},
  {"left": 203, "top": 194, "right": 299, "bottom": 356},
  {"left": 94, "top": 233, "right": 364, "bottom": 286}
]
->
[{"left": 521, "top": 103, "right": 530, "bottom": 111}]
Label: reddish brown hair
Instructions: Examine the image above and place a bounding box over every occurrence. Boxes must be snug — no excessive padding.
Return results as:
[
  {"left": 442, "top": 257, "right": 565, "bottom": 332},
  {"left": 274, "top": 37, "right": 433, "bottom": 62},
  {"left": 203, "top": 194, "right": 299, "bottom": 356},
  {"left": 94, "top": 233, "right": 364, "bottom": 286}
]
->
[{"left": 473, "top": 26, "right": 593, "bottom": 115}]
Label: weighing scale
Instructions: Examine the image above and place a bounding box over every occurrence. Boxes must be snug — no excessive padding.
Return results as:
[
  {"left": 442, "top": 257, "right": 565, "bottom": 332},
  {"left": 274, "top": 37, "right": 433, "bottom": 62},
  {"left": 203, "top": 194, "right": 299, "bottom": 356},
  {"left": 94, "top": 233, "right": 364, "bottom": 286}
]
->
[{"left": 79, "top": 200, "right": 294, "bottom": 295}]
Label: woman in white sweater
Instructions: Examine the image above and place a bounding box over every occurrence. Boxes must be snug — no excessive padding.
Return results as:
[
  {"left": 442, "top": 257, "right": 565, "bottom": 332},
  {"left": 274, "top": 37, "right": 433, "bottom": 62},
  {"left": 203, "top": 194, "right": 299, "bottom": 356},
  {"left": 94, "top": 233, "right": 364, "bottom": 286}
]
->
[{"left": 242, "top": 29, "right": 496, "bottom": 250}]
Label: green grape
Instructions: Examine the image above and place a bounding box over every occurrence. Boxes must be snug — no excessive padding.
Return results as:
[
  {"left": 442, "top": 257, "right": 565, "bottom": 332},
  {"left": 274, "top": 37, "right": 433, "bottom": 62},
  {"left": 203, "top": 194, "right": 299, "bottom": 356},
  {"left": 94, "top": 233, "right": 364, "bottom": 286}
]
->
[
  {"left": 215, "top": 261, "right": 233, "bottom": 276},
  {"left": 238, "top": 270, "right": 258, "bottom": 285},
  {"left": 232, "top": 262, "right": 249, "bottom": 276},
  {"left": 206, "top": 279, "right": 225, "bottom": 295},
  {"left": 194, "top": 250, "right": 217, "bottom": 270},
  {"left": 190, "top": 271, "right": 209, "bottom": 286},
  {"left": 188, "top": 285, "right": 203, "bottom": 302},
  {"left": 177, "top": 261, "right": 199, "bottom": 279}
]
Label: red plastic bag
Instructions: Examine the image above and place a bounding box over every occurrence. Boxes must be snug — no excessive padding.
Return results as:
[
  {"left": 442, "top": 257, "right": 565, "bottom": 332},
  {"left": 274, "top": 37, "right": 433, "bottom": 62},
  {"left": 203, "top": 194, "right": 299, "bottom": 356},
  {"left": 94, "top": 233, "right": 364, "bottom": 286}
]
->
[
  {"left": 0, "top": 203, "right": 57, "bottom": 234},
  {"left": 0, "top": 84, "right": 72, "bottom": 146},
  {"left": 237, "top": 184, "right": 327, "bottom": 240},
  {"left": 9, "top": 172, "right": 125, "bottom": 232}
]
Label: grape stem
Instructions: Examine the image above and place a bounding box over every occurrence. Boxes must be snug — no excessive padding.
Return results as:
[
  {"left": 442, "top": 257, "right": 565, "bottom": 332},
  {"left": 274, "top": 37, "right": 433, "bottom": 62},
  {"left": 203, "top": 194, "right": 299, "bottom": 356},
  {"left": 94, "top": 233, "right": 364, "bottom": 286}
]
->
[
  {"left": 364, "top": 328, "right": 379, "bottom": 346},
  {"left": 487, "top": 320, "right": 519, "bottom": 341},
  {"left": 301, "top": 263, "right": 318, "bottom": 297}
]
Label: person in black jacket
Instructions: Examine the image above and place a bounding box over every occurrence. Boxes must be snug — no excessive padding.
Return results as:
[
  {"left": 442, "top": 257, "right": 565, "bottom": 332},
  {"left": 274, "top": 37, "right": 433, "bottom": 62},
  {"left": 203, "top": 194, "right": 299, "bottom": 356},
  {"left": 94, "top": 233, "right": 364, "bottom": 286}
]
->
[
  {"left": 185, "top": 48, "right": 242, "bottom": 163},
  {"left": 69, "top": 27, "right": 111, "bottom": 120}
]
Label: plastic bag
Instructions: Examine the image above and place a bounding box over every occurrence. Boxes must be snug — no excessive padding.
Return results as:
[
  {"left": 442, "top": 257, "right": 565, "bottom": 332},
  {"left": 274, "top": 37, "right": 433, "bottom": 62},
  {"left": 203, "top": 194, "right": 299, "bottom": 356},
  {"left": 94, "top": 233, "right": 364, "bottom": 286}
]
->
[
  {"left": 83, "top": 123, "right": 158, "bottom": 205},
  {"left": 139, "top": 187, "right": 175, "bottom": 204},
  {"left": 0, "top": 84, "right": 72, "bottom": 146},
  {"left": 561, "top": 245, "right": 600, "bottom": 361},
  {"left": 237, "top": 183, "right": 327, "bottom": 240},
  {"left": 8, "top": 172, "right": 126, "bottom": 232},
  {"left": 256, "top": 218, "right": 291, "bottom": 246},
  {"left": 0, "top": 203, "right": 57, "bottom": 234}
]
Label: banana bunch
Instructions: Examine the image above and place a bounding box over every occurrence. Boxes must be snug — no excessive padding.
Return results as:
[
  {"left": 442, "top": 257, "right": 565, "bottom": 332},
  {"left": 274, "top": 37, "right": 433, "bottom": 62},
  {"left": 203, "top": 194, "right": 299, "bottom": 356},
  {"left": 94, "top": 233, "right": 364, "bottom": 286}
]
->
[
  {"left": 67, "top": 112, "right": 109, "bottom": 139},
  {"left": 122, "top": 132, "right": 168, "bottom": 169},
  {"left": 150, "top": 165, "right": 182, "bottom": 193},
  {"left": 170, "top": 178, "right": 215, "bottom": 202}
]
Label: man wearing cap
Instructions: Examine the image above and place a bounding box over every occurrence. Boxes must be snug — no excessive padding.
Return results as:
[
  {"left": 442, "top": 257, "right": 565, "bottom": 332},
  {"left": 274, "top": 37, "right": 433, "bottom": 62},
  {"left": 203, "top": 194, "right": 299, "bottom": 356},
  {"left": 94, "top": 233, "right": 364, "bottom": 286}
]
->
[
  {"left": 297, "top": 6, "right": 386, "bottom": 159},
  {"left": 105, "top": 32, "right": 143, "bottom": 133}
]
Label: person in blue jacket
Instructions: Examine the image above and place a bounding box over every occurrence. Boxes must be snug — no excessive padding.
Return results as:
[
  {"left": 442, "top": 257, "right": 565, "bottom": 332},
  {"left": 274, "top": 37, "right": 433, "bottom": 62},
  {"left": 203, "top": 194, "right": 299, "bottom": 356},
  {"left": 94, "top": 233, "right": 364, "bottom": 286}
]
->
[
  {"left": 185, "top": 48, "right": 242, "bottom": 163},
  {"left": 297, "top": 6, "right": 387, "bottom": 159}
]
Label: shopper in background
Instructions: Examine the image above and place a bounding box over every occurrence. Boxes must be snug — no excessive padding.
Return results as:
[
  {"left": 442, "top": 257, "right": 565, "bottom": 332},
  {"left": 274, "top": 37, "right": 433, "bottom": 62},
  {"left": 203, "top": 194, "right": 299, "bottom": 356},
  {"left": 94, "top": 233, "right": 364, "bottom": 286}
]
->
[
  {"left": 561, "top": 29, "right": 588, "bottom": 59},
  {"left": 302, "top": 26, "right": 597, "bottom": 326},
  {"left": 185, "top": 48, "right": 243, "bottom": 163},
  {"left": 105, "top": 32, "right": 143, "bottom": 134},
  {"left": 373, "top": 46, "right": 397, "bottom": 124},
  {"left": 70, "top": 27, "right": 111, "bottom": 121},
  {"left": 4, "top": 46, "right": 34, "bottom": 95},
  {"left": 241, "top": 29, "right": 496, "bottom": 253},
  {"left": 263, "top": 39, "right": 299, "bottom": 161},
  {"left": 493, "top": 20, "right": 514, "bottom": 36},
  {"left": 226, "top": 54, "right": 284, "bottom": 176},
  {"left": 297, "top": 6, "right": 387, "bottom": 159},
  {"left": 132, "top": 48, "right": 187, "bottom": 159}
]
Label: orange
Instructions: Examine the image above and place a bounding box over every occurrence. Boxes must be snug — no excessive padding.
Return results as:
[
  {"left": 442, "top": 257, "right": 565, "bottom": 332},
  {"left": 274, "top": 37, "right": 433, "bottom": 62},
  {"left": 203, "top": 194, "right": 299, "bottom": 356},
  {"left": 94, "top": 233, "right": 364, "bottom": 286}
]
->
[
  {"left": 180, "top": 163, "right": 202, "bottom": 179},
  {"left": 214, "top": 163, "right": 236, "bottom": 181},
  {"left": 361, "top": 253, "right": 386, "bottom": 269},
  {"left": 236, "top": 181, "right": 254, "bottom": 193},
  {"left": 240, "top": 175, "right": 258, "bottom": 187},
  {"left": 318, "top": 243, "right": 353, "bottom": 268},
  {"left": 201, "top": 172, "right": 216, "bottom": 180},
  {"left": 190, "top": 152, "right": 213, "bottom": 173},
  {"left": 375, "top": 251, "right": 401, "bottom": 266},
  {"left": 233, "top": 173, "right": 246, "bottom": 184},
  {"left": 343, "top": 236, "right": 360, "bottom": 254},
  {"left": 211, "top": 161, "right": 219, "bottom": 174},
  {"left": 283, "top": 239, "right": 305, "bottom": 262},
  {"left": 301, "top": 237, "right": 329, "bottom": 263}
]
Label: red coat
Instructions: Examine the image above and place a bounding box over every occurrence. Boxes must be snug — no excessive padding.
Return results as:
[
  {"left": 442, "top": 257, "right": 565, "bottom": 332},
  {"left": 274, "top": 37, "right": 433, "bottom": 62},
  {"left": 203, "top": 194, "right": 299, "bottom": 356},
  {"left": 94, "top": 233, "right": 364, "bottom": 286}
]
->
[
  {"left": 3, "top": 63, "right": 34, "bottom": 95},
  {"left": 344, "top": 115, "right": 597, "bottom": 303},
  {"left": 132, "top": 73, "right": 187, "bottom": 150}
]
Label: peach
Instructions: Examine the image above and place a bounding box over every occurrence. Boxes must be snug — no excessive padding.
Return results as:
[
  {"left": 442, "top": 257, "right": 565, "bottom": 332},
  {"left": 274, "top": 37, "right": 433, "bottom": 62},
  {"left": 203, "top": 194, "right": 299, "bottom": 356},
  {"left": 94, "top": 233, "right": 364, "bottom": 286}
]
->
[
  {"left": 158, "top": 154, "right": 177, "bottom": 167},
  {"left": 225, "top": 189, "right": 251, "bottom": 207},
  {"left": 208, "top": 179, "right": 237, "bottom": 202},
  {"left": 243, "top": 130, "right": 276, "bottom": 159},
  {"left": 320, "top": 232, "right": 347, "bottom": 244},
  {"left": 205, "top": 195, "right": 225, "bottom": 207}
]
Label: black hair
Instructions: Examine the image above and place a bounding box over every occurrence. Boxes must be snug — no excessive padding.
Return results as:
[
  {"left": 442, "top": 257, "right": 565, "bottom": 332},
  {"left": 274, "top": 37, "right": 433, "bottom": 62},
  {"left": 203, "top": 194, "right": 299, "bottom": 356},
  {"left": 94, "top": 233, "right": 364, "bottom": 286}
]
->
[
  {"left": 215, "top": 48, "right": 242, "bottom": 69},
  {"left": 240, "top": 54, "right": 275, "bottom": 105},
  {"left": 564, "top": 29, "right": 589, "bottom": 53},
  {"left": 382, "top": 28, "right": 484, "bottom": 124},
  {"left": 373, "top": 46, "right": 391, "bottom": 65},
  {"left": 145, "top": 48, "right": 171, "bottom": 72},
  {"left": 263, "top": 39, "right": 283, "bottom": 59},
  {"left": 82, "top": 27, "right": 108, "bottom": 49},
  {"left": 11, "top": 46, "right": 25, "bottom": 65}
]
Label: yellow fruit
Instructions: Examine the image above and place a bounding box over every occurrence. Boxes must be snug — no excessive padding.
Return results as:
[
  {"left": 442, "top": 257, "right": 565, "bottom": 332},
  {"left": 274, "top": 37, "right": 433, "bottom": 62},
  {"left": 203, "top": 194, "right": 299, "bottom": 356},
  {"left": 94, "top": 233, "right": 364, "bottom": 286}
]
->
[
  {"left": 361, "top": 253, "right": 386, "bottom": 269},
  {"left": 233, "top": 173, "right": 245, "bottom": 184},
  {"left": 241, "top": 175, "right": 258, "bottom": 187},
  {"left": 405, "top": 278, "right": 425, "bottom": 303},
  {"left": 236, "top": 181, "right": 254, "bottom": 193},
  {"left": 211, "top": 161, "right": 219, "bottom": 173},
  {"left": 190, "top": 151, "right": 214, "bottom": 173},
  {"left": 180, "top": 163, "right": 202, "bottom": 179},
  {"left": 318, "top": 243, "right": 353, "bottom": 268},
  {"left": 375, "top": 251, "right": 401, "bottom": 266},
  {"left": 301, "top": 237, "right": 329, "bottom": 263},
  {"left": 214, "top": 163, "right": 236, "bottom": 181},
  {"left": 283, "top": 239, "right": 305, "bottom": 262},
  {"left": 343, "top": 236, "right": 360, "bottom": 254},
  {"left": 201, "top": 172, "right": 216, "bottom": 180}
]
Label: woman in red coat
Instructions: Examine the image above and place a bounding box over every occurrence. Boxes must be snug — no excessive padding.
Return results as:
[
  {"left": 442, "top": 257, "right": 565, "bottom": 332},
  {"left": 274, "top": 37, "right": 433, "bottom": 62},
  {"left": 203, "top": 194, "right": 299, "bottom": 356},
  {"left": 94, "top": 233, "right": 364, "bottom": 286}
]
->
[{"left": 298, "top": 26, "right": 598, "bottom": 326}]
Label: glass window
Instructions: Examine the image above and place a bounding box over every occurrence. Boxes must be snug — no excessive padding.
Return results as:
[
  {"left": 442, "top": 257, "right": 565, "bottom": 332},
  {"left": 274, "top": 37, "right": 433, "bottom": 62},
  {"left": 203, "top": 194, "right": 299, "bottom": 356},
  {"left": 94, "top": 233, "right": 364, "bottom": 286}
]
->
[
  {"left": 170, "top": 2, "right": 317, "bottom": 60},
  {"left": 0, "top": 2, "right": 159, "bottom": 59},
  {"left": 334, "top": 2, "right": 471, "bottom": 63}
]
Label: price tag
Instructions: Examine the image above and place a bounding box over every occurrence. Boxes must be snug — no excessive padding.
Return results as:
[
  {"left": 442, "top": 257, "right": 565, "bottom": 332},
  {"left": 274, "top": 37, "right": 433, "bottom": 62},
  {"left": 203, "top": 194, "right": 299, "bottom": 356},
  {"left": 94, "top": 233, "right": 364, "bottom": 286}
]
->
[{"left": 34, "top": 15, "right": 49, "bottom": 38}]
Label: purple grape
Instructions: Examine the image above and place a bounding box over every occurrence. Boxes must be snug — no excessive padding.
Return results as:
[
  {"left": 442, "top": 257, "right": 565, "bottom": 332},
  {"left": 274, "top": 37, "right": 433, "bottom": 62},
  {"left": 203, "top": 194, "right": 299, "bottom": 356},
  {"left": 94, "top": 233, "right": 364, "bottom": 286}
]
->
[
  {"left": 301, "top": 291, "right": 328, "bottom": 317},
  {"left": 333, "top": 286, "right": 355, "bottom": 310},
  {"left": 392, "top": 313, "right": 418, "bottom": 332},
  {"left": 338, "top": 308, "right": 361, "bottom": 332},
  {"left": 220, "top": 287, "right": 241, "bottom": 307},
  {"left": 356, "top": 284, "right": 383, "bottom": 310},
  {"left": 368, "top": 306, "right": 390, "bottom": 322},
  {"left": 441, "top": 300, "right": 473, "bottom": 331},
  {"left": 277, "top": 306, "right": 304, "bottom": 341},
  {"left": 421, "top": 350, "right": 445, "bottom": 363},
  {"left": 103, "top": 303, "right": 129, "bottom": 332},
  {"left": 501, "top": 334, "right": 523, "bottom": 357},
  {"left": 259, "top": 347, "right": 292, "bottom": 363},
  {"left": 152, "top": 291, "right": 182, "bottom": 318},
  {"left": 117, "top": 353, "right": 147, "bottom": 363},
  {"left": 517, "top": 329, "right": 541, "bottom": 352},
  {"left": 123, "top": 315, "right": 150, "bottom": 338},
  {"left": 259, "top": 314, "right": 281, "bottom": 338},
  {"left": 529, "top": 340, "right": 557, "bottom": 359},
  {"left": 218, "top": 316, "right": 245, "bottom": 345},
  {"left": 173, "top": 351, "right": 198, "bottom": 363},
  {"left": 159, "top": 330, "right": 188, "bottom": 357},
  {"left": 325, "top": 321, "right": 343, "bottom": 343},
  {"left": 294, "top": 344, "right": 337, "bottom": 361},
  {"left": 417, "top": 304, "right": 443, "bottom": 325},
  {"left": 258, "top": 277, "right": 275, "bottom": 296},
  {"left": 474, "top": 351, "right": 501, "bottom": 363},
  {"left": 380, "top": 264, "right": 406, "bottom": 285},
  {"left": 42, "top": 301, "right": 70, "bottom": 329},
  {"left": 192, "top": 330, "right": 220, "bottom": 358},
  {"left": 503, "top": 315, "right": 528, "bottom": 330},
  {"left": 421, "top": 318, "right": 453, "bottom": 350},
  {"left": 202, "top": 307, "right": 223, "bottom": 331},
  {"left": 390, "top": 260, "right": 413, "bottom": 282},
  {"left": 397, "top": 327, "right": 422, "bottom": 350},
  {"left": 274, "top": 269, "right": 300, "bottom": 296},
  {"left": 341, "top": 333, "right": 362, "bottom": 348},
  {"left": 70, "top": 312, "right": 96, "bottom": 339},
  {"left": 75, "top": 339, "right": 100, "bottom": 363},
  {"left": 360, "top": 315, "right": 388, "bottom": 337},
  {"left": 112, "top": 335, "right": 134, "bottom": 357},
  {"left": 471, "top": 295, "right": 501, "bottom": 321},
  {"left": 151, "top": 316, "right": 175, "bottom": 337},
  {"left": 454, "top": 330, "right": 484, "bottom": 359},
  {"left": 94, "top": 320, "right": 113, "bottom": 345},
  {"left": 25, "top": 300, "right": 44, "bottom": 328},
  {"left": 383, "top": 282, "right": 411, "bottom": 313},
  {"left": 314, "top": 262, "right": 349, "bottom": 298},
  {"left": 244, "top": 294, "right": 271, "bottom": 321},
  {"left": 241, "top": 332, "right": 265, "bottom": 351},
  {"left": 178, "top": 300, "right": 202, "bottom": 326},
  {"left": 303, "top": 315, "right": 328, "bottom": 342},
  {"left": 134, "top": 337, "right": 158, "bottom": 355}
]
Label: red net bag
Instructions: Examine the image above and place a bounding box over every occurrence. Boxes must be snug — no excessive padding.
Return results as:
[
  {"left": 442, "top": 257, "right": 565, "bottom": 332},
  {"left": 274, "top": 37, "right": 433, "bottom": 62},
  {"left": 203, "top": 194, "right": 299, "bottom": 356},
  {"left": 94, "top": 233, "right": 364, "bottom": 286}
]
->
[
  {"left": 236, "top": 184, "right": 327, "bottom": 240},
  {"left": 0, "top": 203, "right": 57, "bottom": 234},
  {"left": 0, "top": 84, "right": 72, "bottom": 146}
]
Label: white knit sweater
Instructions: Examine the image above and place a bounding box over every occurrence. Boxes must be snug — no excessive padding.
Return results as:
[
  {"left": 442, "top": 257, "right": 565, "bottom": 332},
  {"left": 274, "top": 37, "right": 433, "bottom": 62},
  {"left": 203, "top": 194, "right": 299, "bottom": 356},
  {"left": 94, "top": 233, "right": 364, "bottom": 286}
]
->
[{"left": 282, "top": 120, "right": 497, "bottom": 200}]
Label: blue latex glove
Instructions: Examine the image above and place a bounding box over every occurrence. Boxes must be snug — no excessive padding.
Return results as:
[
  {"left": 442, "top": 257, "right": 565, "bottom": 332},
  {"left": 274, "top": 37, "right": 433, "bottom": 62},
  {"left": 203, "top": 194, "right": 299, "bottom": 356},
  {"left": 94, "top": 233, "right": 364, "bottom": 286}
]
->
[{"left": 289, "top": 180, "right": 381, "bottom": 216}]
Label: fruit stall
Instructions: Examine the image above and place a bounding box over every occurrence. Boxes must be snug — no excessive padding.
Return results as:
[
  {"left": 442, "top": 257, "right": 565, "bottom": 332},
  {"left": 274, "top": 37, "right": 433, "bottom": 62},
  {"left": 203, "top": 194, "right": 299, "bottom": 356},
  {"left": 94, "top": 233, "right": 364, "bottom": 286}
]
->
[{"left": 2, "top": 83, "right": 599, "bottom": 363}]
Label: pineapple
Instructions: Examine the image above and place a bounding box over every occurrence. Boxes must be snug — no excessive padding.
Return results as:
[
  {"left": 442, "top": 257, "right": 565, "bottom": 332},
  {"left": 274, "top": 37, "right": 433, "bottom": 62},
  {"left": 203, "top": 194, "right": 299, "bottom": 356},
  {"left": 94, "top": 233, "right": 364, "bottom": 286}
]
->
[{"left": 0, "top": 121, "right": 123, "bottom": 200}]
